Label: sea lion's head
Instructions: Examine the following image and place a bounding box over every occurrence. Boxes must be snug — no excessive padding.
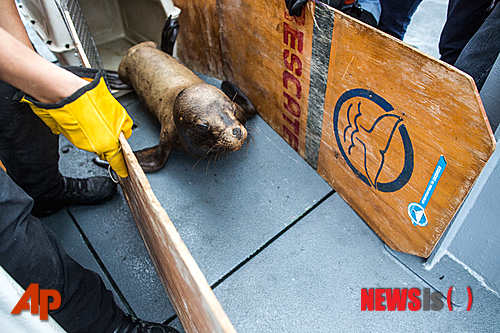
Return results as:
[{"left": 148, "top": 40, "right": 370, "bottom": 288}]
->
[{"left": 173, "top": 83, "right": 248, "bottom": 157}]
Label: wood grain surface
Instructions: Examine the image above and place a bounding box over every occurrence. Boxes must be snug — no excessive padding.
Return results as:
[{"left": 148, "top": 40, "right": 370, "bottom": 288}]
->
[
  {"left": 173, "top": 0, "right": 224, "bottom": 78},
  {"left": 217, "top": 1, "right": 495, "bottom": 257},
  {"left": 119, "top": 134, "right": 235, "bottom": 333}
]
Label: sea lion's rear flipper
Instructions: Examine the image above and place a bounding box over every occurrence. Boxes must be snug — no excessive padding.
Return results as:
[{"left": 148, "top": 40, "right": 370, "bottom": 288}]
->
[
  {"left": 221, "top": 81, "right": 257, "bottom": 124},
  {"left": 160, "top": 15, "right": 180, "bottom": 56},
  {"left": 134, "top": 145, "right": 172, "bottom": 173}
]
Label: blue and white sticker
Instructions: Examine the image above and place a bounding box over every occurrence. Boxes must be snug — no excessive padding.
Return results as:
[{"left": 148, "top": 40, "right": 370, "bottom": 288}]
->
[{"left": 408, "top": 156, "right": 447, "bottom": 227}]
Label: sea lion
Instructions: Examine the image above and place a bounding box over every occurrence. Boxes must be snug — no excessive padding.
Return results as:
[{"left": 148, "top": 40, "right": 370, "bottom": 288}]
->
[{"left": 118, "top": 41, "right": 255, "bottom": 173}]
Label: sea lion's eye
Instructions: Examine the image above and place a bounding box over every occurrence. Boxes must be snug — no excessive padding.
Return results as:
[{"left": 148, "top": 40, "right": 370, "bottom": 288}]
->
[{"left": 196, "top": 123, "right": 210, "bottom": 132}]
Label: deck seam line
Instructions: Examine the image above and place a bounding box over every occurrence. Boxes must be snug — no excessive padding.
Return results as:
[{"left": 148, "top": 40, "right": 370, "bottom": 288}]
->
[
  {"left": 211, "top": 190, "right": 335, "bottom": 290},
  {"left": 163, "top": 190, "right": 336, "bottom": 326},
  {"left": 66, "top": 208, "right": 137, "bottom": 316}
]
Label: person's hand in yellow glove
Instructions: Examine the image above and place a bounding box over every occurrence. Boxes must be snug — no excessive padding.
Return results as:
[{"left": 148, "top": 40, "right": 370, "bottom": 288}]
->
[
  {"left": 0, "top": 27, "right": 133, "bottom": 178},
  {"left": 20, "top": 71, "right": 133, "bottom": 178}
]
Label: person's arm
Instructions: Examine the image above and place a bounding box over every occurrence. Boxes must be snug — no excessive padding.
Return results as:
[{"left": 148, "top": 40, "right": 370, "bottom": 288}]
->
[
  {"left": 0, "top": 27, "right": 87, "bottom": 103},
  {"left": 0, "top": 0, "right": 33, "bottom": 49},
  {"left": 0, "top": 0, "right": 86, "bottom": 102},
  {"left": 0, "top": 3, "right": 133, "bottom": 178}
]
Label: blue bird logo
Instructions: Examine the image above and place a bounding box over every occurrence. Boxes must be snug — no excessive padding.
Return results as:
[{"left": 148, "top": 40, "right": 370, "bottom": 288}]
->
[
  {"left": 343, "top": 101, "right": 403, "bottom": 189},
  {"left": 333, "top": 89, "right": 414, "bottom": 193}
]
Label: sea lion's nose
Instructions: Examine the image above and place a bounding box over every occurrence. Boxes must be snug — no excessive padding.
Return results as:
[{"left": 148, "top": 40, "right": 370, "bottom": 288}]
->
[{"left": 232, "top": 127, "right": 242, "bottom": 139}]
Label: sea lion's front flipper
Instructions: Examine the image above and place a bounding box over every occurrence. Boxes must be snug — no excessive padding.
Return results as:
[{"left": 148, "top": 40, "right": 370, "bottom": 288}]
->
[
  {"left": 221, "top": 81, "right": 257, "bottom": 124},
  {"left": 134, "top": 144, "right": 172, "bottom": 173},
  {"left": 160, "top": 15, "right": 180, "bottom": 56}
]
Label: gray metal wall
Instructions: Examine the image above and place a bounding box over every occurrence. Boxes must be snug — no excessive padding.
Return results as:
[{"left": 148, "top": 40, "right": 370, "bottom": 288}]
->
[{"left": 428, "top": 53, "right": 500, "bottom": 295}]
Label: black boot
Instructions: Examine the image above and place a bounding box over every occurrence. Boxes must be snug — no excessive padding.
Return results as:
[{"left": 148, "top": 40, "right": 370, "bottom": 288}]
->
[
  {"left": 112, "top": 314, "right": 179, "bottom": 333},
  {"left": 32, "top": 176, "right": 117, "bottom": 217}
]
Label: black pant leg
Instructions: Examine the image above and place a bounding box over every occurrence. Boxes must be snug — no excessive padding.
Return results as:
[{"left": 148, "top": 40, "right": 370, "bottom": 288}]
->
[
  {"left": 0, "top": 81, "right": 64, "bottom": 201},
  {"left": 439, "top": 0, "right": 494, "bottom": 65},
  {"left": 378, "top": 0, "right": 423, "bottom": 40},
  {"left": 453, "top": 3, "right": 500, "bottom": 91},
  {"left": 0, "top": 170, "right": 122, "bottom": 332}
]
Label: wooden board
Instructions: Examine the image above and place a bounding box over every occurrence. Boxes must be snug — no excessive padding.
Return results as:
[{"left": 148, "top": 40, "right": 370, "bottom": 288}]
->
[
  {"left": 217, "top": 1, "right": 496, "bottom": 257},
  {"left": 173, "top": 0, "right": 224, "bottom": 78},
  {"left": 118, "top": 134, "right": 235, "bottom": 333}
]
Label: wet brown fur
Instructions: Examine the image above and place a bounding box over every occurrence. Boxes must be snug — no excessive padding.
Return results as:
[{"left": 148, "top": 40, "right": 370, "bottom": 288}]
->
[{"left": 118, "top": 42, "right": 249, "bottom": 172}]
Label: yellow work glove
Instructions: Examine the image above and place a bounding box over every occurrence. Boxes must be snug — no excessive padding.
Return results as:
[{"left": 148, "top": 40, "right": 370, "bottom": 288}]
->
[{"left": 20, "top": 72, "right": 133, "bottom": 178}]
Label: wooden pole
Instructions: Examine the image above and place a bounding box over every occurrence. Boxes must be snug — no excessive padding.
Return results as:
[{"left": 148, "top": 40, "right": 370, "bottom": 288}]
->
[{"left": 119, "top": 133, "right": 235, "bottom": 333}]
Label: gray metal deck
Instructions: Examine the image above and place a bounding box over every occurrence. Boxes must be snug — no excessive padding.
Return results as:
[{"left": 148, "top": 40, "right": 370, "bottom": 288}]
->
[{"left": 40, "top": 1, "right": 500, "bottom": 331}]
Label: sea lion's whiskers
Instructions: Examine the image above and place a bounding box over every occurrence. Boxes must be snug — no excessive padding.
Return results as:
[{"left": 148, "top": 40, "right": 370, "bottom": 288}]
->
[
  {"left": 230, "top": 92, "right": 238, "bottom": 103},
  {"left": 240, "top": 132, "right": 252, "bottom": 154},
  {"left": 192, "top": 156, "right": 204, "bottom": 169},
  {"left": 192, "top": 144, "right": 216, "bottom": 169},
  {"left": 205, "top": 155, "right": 213, "bottom": 175},
  {"left": 220, "top": 151, "right": 230, "bottom": 161},
  {"left": 243, "top": 122, "right": 256, "bottom": 135},
  {"left": 246, "top": 130, "right": 255, "bottom": 145},
  {"left": 205, "top": 144, "right": 218, "bottom": 156}
]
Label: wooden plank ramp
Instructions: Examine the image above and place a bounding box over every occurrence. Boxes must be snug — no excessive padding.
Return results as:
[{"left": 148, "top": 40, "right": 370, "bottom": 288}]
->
[
  {"left": 212, "top": 1, "right": 494, "bottom": 257},
  {"left": 119, "top": 134, "right": 235, "bottom": 333}
]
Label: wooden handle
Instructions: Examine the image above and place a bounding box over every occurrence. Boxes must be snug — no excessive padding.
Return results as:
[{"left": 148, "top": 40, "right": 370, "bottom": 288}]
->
[{"left": 118, "top": 133, "right": 235, "bottom": 333}]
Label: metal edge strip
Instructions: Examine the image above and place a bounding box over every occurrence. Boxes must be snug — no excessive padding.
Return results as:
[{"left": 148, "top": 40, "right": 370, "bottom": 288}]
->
[{"left": 304, "top": 4, "right": 335, "bottom": 169}]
